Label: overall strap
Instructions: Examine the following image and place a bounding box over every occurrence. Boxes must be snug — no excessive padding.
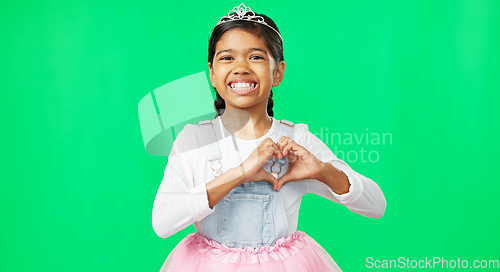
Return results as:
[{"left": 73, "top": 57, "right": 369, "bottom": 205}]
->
[
  {"left": 198, "top": 120, "right": 223, "bottom": 177},
  {"left": 276, "top": 119, "right": 294, "bottom": 140},
  {"left": 275, "top": 119, "right": 295, "bottom": 165}
]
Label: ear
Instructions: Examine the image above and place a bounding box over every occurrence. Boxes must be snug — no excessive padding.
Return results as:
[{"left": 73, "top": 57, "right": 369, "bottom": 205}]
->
[
  {"left": 208, "top": 62, "right": 216, "bottom": 87},
  {"left": 273, "top": 61, "right": 285, "bottom": 87}
]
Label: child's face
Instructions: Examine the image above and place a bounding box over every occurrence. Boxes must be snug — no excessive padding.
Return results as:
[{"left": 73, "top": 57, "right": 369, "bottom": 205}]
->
[{"left": 209, "top": 28, "right": 285, "bottom": 112}]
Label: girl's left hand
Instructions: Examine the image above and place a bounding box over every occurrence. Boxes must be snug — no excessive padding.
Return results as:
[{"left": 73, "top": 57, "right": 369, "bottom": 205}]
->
[{"left": 275, "top": 136, "right": 323, "bottom": 191}]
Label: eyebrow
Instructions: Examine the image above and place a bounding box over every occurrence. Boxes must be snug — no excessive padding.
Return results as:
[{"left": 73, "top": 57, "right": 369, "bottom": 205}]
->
[{"left": 215, "top": 48, "right": 268, "bottom": 57}]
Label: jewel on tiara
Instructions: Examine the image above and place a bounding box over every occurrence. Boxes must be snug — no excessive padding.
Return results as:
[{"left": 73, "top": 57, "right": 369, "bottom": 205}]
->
[{"left": 214, "top": 3, "right": 283, "bottom": 42}]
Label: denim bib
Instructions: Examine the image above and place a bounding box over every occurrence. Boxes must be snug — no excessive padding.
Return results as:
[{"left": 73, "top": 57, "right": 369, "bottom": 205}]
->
[{"left": 197, "top": 119, "right": 295, "bottom": 248}]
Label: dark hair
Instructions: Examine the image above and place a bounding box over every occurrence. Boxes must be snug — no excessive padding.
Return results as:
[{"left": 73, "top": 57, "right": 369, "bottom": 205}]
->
[{"left": 208, "top": 14, "right": 284, "bottom": 118}]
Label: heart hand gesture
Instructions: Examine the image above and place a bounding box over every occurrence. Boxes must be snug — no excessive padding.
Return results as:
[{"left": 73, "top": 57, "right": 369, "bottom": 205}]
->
[{"left": 275, "top": 136, "right": 324, "bottom": 191}]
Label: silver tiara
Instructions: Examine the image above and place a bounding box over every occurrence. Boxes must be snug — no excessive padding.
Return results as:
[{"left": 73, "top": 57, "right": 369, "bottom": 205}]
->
[{"left": 214, "top": 3, "right": 283, "bottom": 42}]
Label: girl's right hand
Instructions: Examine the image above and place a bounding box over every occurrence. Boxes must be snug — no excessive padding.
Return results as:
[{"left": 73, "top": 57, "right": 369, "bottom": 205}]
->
[{"left": 237, "top": 137, "right": 282, "bottom": 190}]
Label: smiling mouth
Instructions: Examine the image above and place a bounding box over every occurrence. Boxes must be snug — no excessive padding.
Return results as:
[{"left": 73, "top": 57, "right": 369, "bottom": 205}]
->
[
  {"left": 229, "top": 82, "right": 257, "bottom": 91},
  {"left": 228, "top": 81, "right": 258, "bottom": 95}
]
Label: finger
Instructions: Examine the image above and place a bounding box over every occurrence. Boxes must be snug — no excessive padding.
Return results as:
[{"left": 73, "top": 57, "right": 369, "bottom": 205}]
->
[
  {"left": 276, "top": 173, "right": 291, "bottom": 191},
  {"left": 267, "top": 142, "right": 282, "bottom": 159},
  {"left": 278, "top": 137, "right": 291, "bottom": 152},
  {"left": 263, "top": 171, "right": 279, "bottom": 190},
  {"left": 287, "top": 150, "right": 297, "bottom": 162},
  {"left": 275, "top": 138, "right": 293, "bottom": 159},
  {"left": 277, "top": 136, "right": 287, "bottom": 147},
  {"left": 286, "top": 141, "right": 309, "bottom": 159},
  {"left": 265, "top": 137, "right": 277, "bottom": 146},
  {"left": 260, "top": 138, "right": 274, "bottom": 149},
  {"left": 277, "top": 140, "right": 289, "bottom": 158},
  {"left": 274, "top": 142, "right": 285, "bottom": 159},
  {"left": 265, "top": 145, "right": 280, "bottom": 159},
  {"left": 282, "top": 142, "right": 299, "bottom": 158},
  {"left": 263, "top": 140, "right": 278, "bottom": 150}
]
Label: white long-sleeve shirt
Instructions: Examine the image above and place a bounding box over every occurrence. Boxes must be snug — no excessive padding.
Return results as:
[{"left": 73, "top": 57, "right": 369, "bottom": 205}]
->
[{"left": 152, "top": 116, "right": 386, "bottom": 239}]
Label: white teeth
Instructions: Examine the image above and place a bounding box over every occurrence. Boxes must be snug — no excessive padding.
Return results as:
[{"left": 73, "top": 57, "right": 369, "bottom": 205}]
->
[{"left": 230, "top": 82, "right": 256, "bottom": 91}]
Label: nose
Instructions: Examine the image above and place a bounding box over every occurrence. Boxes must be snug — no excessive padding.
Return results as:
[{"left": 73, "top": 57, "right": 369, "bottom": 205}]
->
[{"left": 232, "top": 59, "right": 250, "bottom": 75}]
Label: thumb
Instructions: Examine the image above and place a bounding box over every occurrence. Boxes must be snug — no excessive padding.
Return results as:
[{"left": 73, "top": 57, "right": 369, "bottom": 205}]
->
[
  {"left": 276, "top": 172, "right": 293, "bottom": 191},
  {"left": 262, "top": 171, "right": 279, "bottom": 191}
]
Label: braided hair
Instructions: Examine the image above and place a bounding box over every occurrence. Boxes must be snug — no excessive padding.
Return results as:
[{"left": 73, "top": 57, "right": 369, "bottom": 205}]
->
[{"left": 208, "top": 14, "right": 284, "bottom": 119}]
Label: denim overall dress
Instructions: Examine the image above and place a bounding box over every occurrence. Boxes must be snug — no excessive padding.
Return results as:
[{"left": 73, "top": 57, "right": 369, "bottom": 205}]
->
[{"left": 197, "top": 119, "right": 295, "bottom": 248}]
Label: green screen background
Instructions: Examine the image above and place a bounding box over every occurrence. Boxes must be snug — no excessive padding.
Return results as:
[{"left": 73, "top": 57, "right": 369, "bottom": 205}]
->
[{"left": 1, "top": 0, "right": 498, "bottom": 271}]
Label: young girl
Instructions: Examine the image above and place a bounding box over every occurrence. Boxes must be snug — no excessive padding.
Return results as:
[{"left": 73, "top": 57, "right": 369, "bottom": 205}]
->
[{"left": 152, "top": 3, "right": 386, "bottom": 271}]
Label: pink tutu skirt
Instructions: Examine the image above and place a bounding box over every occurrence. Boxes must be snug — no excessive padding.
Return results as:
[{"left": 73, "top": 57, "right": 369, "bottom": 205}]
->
[{"left": 159, "top": 230, "right": 342, "bottom": 272}]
